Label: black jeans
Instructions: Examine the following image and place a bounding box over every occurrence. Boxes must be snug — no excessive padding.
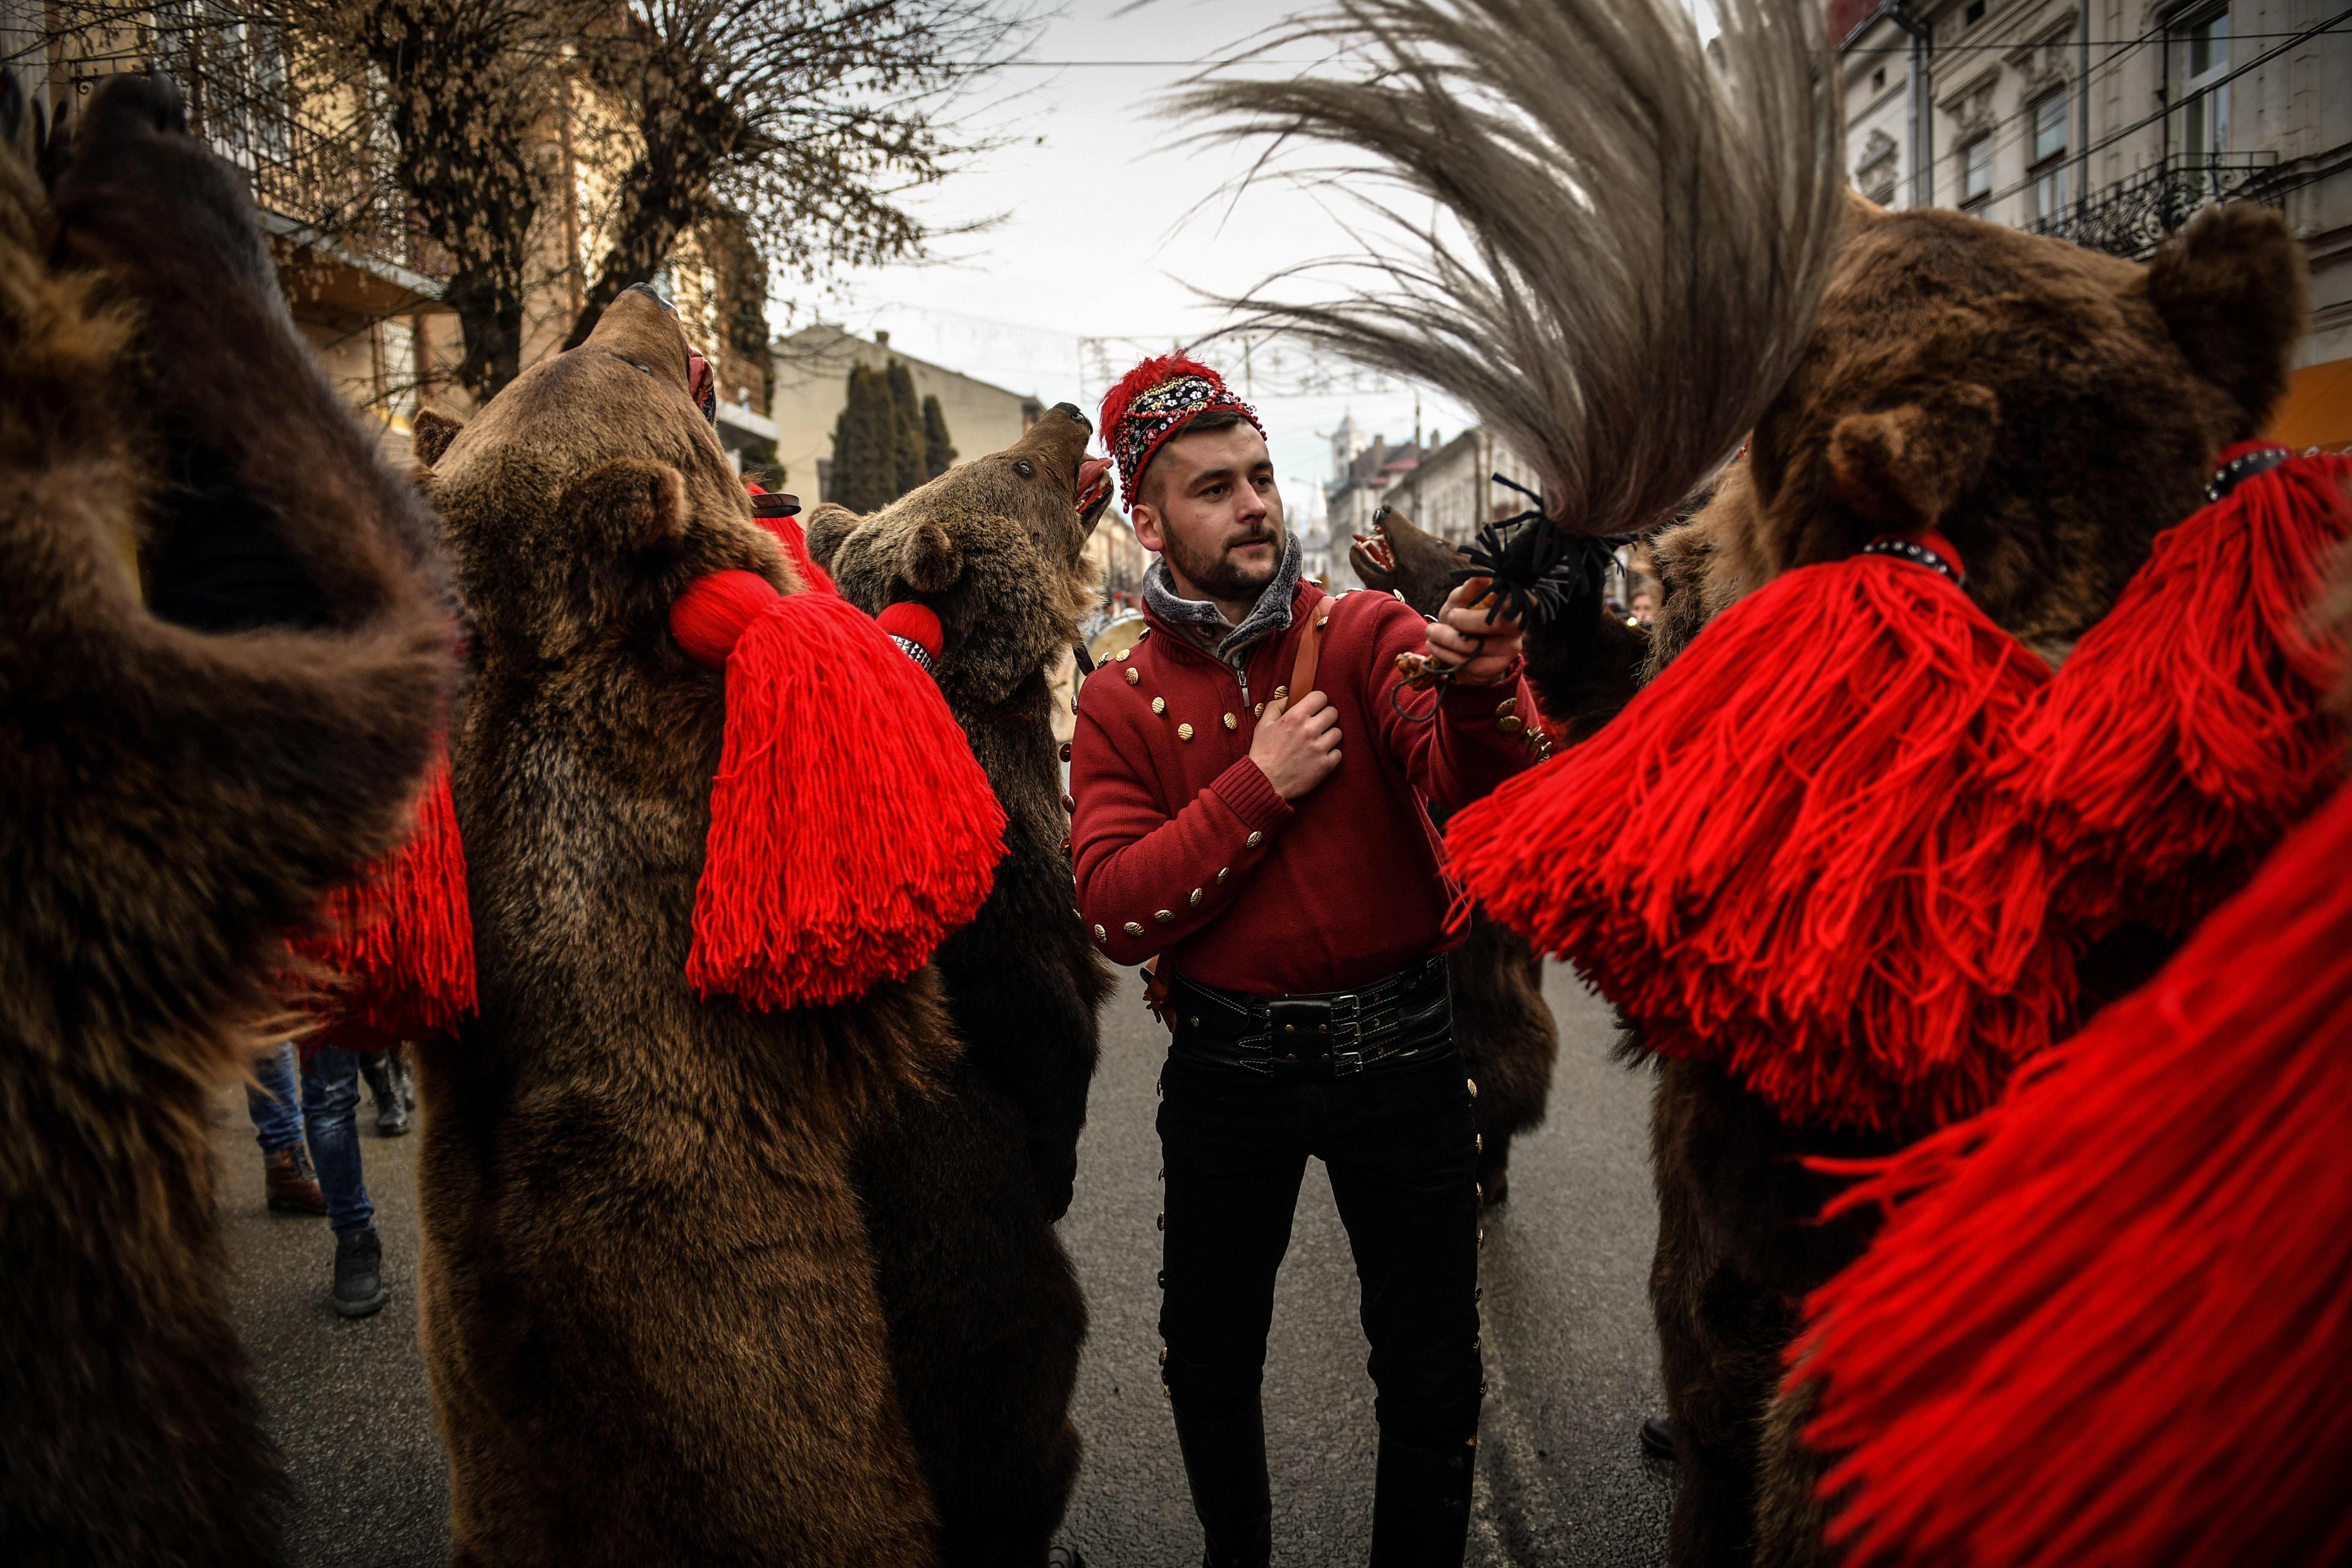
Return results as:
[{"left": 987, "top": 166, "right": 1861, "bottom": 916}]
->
[{"left": 1156, "top": 1042, "right": 1484, "bottom": 1448}]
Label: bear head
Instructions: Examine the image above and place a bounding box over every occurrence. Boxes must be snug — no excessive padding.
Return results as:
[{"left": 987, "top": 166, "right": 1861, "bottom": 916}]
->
[
  {"left": 1655, "top": 199, "right": 2308, "bottom": 665},
  {"left": 812, "top": 403, "right": 1111, "bottom": 709}
]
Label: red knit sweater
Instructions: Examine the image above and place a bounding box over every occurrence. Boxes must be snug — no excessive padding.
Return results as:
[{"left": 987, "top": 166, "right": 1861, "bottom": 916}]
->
[{"left": 1070, "top": 581, "right": 1539, "bottom": 996}]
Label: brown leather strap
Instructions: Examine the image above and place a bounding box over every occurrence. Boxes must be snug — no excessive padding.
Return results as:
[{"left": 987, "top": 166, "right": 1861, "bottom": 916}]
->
[{"left": 1285, "top": 594, "right": 1334, "bottom": 703}]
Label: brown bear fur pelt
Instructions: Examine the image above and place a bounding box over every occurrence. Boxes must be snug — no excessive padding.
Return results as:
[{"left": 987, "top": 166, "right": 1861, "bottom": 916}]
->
[
  {"left": 1346, "top": 504, "right": 1603, "bottom": 1203},
  {"left": 414, "top": 288, "right": 954, "bottom": 1566},
  {"left": 0, "top": 73, "right": 452, "bottom": 1568},
  {"left": 1629, "top": 200, "right": 2313, "bottom": 1568},
  {"left": 813, "top": 405, "right": 1110, "bottom": 1565}
]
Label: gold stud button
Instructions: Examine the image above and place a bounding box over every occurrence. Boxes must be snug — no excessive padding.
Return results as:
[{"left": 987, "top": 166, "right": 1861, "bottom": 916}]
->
[
  {"left": 1152, "top": 697, "right": 1165, "bottom": 714},
  {"left": 1495, "top": 697, "right": 1518, "bottom": 717},
  {"left": 1498, "top": 715, "right": 1525, "bottom": 735},
  {"left": 1223, "top": 713, "right": 1237, "bottom": 730},
  {"left": 1253, "top": 702, "right": 1264, "bottom": 718},
  {"left": 1178, "top": 723, "right": 1194, "bottom": 741},
  {"left": 1125, "top": 668, "right": 1140, "bottom": 685},
  {"left": 1272, "top": 685, "right": 1288, "bottom": 701},
  {"left": 1467, "top": 1078, "right": 1479, "bottom": 1098},
  {"left": 1216, "top": 867, "right": 1230, "bottom": 884},
  {"left": 1114, "top": 648, "right": 1130, "bottom": 661},
  {"left": 1093, "top": 924, "right": 1106, "bottom": 941},
  {"left": 1245, "top": 831, "right": 1263, "bottom": 849},
  {"left": 1189, "top": 888, "right": 1203, "bottom": 906},
  {"left": 1124, "top": 921, "right": 1144, "bottom": 936},
  {"left": 1154, "top": 909, "right": 1174, "bottom": 923}
]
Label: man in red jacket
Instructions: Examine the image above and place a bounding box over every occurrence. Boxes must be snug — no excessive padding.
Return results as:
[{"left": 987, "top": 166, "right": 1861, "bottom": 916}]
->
[{"left": 1071, "top": 357, "right": 1541, "bottom": 1567}]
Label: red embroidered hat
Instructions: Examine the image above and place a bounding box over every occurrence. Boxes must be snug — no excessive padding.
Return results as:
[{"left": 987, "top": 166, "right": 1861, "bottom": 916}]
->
[{"left": 1099, "top": 354, "right": 1266, "bottom": 510}]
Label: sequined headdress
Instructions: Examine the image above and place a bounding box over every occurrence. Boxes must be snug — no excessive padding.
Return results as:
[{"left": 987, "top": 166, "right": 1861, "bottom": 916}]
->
[{"left": 1098, "top": 354, "right": 1266, "bottom": 510}]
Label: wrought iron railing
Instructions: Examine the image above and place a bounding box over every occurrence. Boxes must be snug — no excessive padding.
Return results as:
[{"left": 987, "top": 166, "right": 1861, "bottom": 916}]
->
[
  {"left": 2028, "top": 152, "right": 2283, "bottom": 259},
  {"left": 197, "top": 85, "right": 447, "bottom": 283}
]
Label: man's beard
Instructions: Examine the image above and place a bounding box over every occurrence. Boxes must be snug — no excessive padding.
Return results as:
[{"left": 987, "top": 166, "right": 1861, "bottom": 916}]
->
[{"left": 1168, "top": 525, "right": 1284, "bottom": 605}]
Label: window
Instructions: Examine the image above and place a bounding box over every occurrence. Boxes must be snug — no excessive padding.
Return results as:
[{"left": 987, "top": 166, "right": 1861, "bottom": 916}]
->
[
  {"left": 2029, "top": 86, "right": 2070, "bottom": 220},
  {"left": 1872, "top": 66, "right": 1887, "bottom": 90},
  {"left": 2171, "top": 8, "right": 2232, "bottom": 178},
  {"left": 1965, "top": 0, "right": 1986, "bottom": 24},
  {"left": 1961, "top": 136, "right": 1993, "bottom": 209}
]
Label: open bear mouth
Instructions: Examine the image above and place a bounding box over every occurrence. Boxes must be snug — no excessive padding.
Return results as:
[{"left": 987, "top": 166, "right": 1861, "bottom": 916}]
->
[
  {"left": 1076, "top": 456, "right": 1114, "bottom": 518},
  {"left": 1350, "top": 507, "right": 1397, "bottom": 578}
]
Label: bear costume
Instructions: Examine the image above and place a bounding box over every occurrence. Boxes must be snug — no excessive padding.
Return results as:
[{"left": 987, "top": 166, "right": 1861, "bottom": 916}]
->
[
  {"left": 811, "top": 406, "right": 1113, "bottom": 1565},
  {"left": 1617, "top": 198, "right": 2317, "bottom": 1568},
  {"left": 0, "top": 72, "right": 453, "bottom": 1567},
  {"left": 412, "top": 286, "right": 983, "bottom": 1565}
]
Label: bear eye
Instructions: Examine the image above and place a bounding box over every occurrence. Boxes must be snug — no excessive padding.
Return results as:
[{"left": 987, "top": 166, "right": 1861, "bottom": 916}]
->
[{"left": 1014, "top": 459, "right": 1035, "bottom": 477}]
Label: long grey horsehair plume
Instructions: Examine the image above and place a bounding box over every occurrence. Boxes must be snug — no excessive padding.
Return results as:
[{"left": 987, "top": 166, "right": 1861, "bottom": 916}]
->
[{"left": 1170, "top": 0, "right": 1843, "bottom": 540}]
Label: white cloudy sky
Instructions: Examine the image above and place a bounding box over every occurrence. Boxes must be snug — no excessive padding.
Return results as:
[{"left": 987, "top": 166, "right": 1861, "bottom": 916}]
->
[{"left": 778, "top": 0, "right": 1484, "bottom": 523}]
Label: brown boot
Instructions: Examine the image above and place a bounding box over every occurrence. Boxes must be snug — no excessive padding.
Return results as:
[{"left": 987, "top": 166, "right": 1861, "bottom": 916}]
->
[{"left": 264, "top": 1147, "right": 326, "bottom": 1215}]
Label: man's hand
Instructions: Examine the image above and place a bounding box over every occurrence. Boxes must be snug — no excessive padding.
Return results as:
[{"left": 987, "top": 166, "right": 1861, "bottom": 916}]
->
[
  {"left": 1426, "top": 577, "right": 1525, "bottom": 685},
  {"left": 1250, "top": 690, "right": 1342, "bottom": 800}
]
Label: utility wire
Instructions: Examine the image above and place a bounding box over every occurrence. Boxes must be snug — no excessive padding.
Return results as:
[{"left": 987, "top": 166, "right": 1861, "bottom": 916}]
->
[{"left": 1969, "top": 8, "right": 2349, "bottom": 213}]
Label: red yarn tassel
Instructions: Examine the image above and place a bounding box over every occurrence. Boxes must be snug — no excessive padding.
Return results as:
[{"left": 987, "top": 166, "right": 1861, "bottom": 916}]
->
[
  {"left": 1448, "top": 540, "right": 2071, "bottom": 1132},
  {"left": 2008, "top": 446, "right": 2351, "bottom": 934},
  {"left": 305, "top": 751, "right": 476, "bottom": 1044},
  {"left": 1794, "top": 775, "right": 2352, "bottom": 1568},
  {"left": 672, "top": 572, "right": 1004, "bottom": 1009}
]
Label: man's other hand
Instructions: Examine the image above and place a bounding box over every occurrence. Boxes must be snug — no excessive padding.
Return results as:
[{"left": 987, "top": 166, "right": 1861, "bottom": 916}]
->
[
  {"left": 1426, "top": 577, "right": 1524, "bottom": 685},
  {"left": 1250, "top": 690, "right": 1342, "bottom": 801}
]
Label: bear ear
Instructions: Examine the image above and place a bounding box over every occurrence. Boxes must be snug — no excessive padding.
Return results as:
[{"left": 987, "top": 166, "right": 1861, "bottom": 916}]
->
[
  {"left": 800, "top": 502, "right": 859, "bottom": 569},
  {"left": 412, "top": 408, "right": 465, "bottom": 468},
  {"left": 1828, "top": 382, "right": 2000, "bottom": 531},
  {"left": 2145, "top": 201, "right": 2309, "bottom": 442},
  {"left": 559, "top": 457, "right": 687, "bottom": 555},
  {"left": 899, "top": 519, "right": 962, "bottom": 594}
]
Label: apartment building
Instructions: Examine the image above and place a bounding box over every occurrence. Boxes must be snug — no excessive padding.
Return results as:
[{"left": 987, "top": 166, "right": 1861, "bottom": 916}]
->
[
  {"left": 5, "top": 0, "right": 779, "bottom": 466},
  {"left": 1835, "top": 0, "right": 2350, "bottom": 446}
]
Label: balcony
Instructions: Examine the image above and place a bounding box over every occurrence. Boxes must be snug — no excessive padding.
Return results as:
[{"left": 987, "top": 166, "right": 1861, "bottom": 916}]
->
[
  {"left": 2028, "top": 152, "right": 2283, "bottom": 260},
  {"left": 197, "top": 85, "right": 450, "bottom": 313}
]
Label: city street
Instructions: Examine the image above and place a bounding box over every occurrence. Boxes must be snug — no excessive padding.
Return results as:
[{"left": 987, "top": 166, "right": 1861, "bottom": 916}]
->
[{"left": 213, "top": 964, "right": 1670, "bottom": 1567}]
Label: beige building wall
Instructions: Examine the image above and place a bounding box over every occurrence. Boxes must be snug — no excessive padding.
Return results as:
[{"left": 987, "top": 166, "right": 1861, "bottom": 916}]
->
[{"left": 770, "top": 324, "right": 1041, "bottom": 501}]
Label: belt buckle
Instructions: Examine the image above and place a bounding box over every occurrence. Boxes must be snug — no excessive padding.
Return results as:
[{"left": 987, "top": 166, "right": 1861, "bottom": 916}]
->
[{"left": 1326, "top": 994, "right": 1365, "bottom": 1073}]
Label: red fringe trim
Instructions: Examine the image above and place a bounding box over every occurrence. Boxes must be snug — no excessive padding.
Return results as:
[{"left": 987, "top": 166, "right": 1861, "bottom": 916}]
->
[
  {"left": 302, "top": 754, "right": 476, "bottom": 1043},
  {"left": 1449, "top": 551, "right": 2072, "bottom": 1131},
  {"left": 2008, "top": 449, "right": 2352, "bottom": 933},
  {"left": 1796, "top": 776, "right": 2352, "bottom": 1568}
]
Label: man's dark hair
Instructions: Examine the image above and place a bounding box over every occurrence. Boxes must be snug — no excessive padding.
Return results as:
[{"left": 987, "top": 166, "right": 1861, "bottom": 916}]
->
[{"left": 1140, "top": 407, "right": 1257, "bottom": 510}]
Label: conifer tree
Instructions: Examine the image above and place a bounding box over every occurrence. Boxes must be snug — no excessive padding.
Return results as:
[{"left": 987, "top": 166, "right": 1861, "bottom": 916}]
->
[
  {"left": 829, "top": 364, "right": 901, "bottom": 513},
  {"left": 886, "top": 361, "right": 927, "bottom": 497},
  {"left": 922, "top": 395, "right": 957, "bottom": 480}
]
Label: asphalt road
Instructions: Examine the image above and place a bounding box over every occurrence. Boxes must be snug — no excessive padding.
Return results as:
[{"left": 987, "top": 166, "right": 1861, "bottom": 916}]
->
[{"left": 211, "top": 963, "right": 1669, "bottom": 1567}]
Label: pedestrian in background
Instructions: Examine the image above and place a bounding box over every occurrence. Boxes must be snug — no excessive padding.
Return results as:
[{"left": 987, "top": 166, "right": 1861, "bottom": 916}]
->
[{"left": 241, "top": 1035, "right": 392, "bottom": 1317}]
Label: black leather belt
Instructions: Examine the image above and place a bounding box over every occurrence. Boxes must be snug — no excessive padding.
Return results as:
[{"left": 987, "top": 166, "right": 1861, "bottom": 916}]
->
[{"left": 1167, "top": 956, "right": 1453, "bottom": 1079}]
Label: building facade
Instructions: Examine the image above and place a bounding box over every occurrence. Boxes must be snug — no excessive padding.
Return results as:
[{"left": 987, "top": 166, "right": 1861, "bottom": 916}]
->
[
  {"left": 8, "top": 0, "right": 781, "bottom": 467},
  {"left": 1377, "top": 428, "right": 1546, "bottom": 553},
  {"left": 769, "top": 324, "right": 1043, "bottom": 504},
  {"left": 1835, "top": 0, "right": 2350, "bottom": 446}
]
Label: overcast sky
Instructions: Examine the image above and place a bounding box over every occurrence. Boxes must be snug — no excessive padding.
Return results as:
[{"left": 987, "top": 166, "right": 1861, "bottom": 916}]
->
[{"left": 780, "top": 0, "right": 1482, "bottom": 524}]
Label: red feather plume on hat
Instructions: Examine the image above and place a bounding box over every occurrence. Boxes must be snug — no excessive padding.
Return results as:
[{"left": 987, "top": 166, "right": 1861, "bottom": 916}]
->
[{"left": 1099, "top": 353, "right": 1264, "bottom": 509}]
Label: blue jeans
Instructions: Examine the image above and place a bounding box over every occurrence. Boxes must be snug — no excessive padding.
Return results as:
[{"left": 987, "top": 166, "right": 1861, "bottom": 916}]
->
[
  {"left": 246, "top": 1041, "right": 306, "bottom": 1154},
  {"left": 243, "top": 1042, "right": 376, "bottom": 1235}
]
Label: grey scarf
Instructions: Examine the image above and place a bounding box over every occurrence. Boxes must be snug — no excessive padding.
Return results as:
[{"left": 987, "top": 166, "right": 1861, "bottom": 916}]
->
[{"left": 1143, "top": 533, "right": 1304, "bottom": 667}]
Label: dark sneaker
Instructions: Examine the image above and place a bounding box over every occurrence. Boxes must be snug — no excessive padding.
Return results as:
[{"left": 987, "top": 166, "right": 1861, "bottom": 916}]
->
[
  {"left": 332, "top": 1228, "right": 390, "bottom": 1318},
  {"left": 1640, "top": 1415, "right": 1677, "bottom": 1462},
  {"left": 1047, "top": 1550, "right": 1087, "bottom": 1568},
  {"left": 264, "top": 1147, "right": 327, "bottom": 1215}
]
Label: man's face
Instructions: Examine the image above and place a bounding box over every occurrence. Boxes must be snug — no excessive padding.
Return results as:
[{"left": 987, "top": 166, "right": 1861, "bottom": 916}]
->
[{"left": 1132, "top": 421, "right": 1285, "bottom": 605}]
